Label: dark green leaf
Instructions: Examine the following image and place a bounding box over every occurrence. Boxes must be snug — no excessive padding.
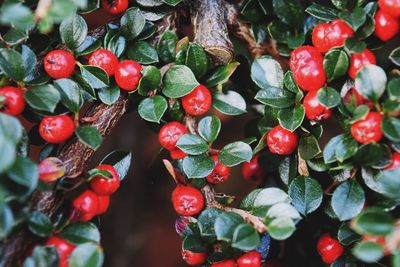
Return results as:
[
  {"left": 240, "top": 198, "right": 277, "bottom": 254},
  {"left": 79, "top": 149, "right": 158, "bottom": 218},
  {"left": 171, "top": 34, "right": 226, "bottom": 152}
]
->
[
  {"left": 100, "top": 150, "right": 132, "bottom": 180},
  {"left": 323, "top": 134, "right": 344, "bottom": 163},
  {"left": 28, "top": 211, "right": 53, "bottom": 238},
  {"left": 138, "top": 96, "right": 167, "bottom": 123},
  {"left": 355, "top": 65, "right": 387, "bottom": 102},
  {"left": 0, "top": 139, "right": 16, "bottom": 174},
  {"left": 352, "top": 241, "right": 384, "bottom": 263},
  {"left": 120, "top": 7, "right": 146, "bottom": 40},
  {"left": 278, "top": 105, "right": 305, "bottom": 131},
  {"left": 25, "top": 84, "right": 60, "bottom": 113},
  {"left": 162, "top": 65, "right": 199, "bottom": 98},
  {"left": 283, "top": 71, "right": 300, "bottom": 93},
  {"left": 288, "top": 176, "right": 323, "bottom": 215},
  {"left": 80, "top": 65, "right": 109, "bottom": 89},
  {"left": 126, "top": 41, "right": 159, "bottom": 64},
  {"left": 7, "top": 156, "right": 38, "bottom": 196},
  {"left": 182, "top": 235, "right": 207, "bottom": 252},
  {"left": 382, "top": 117, "right": 400, "bottom": 143},
  {"left": 332, "top": 180, "right": 365, "bottom": 221},
  {"left": 54, "top": 78, "right": 81, "bottom": 113},
  {"left": 157, "top": 31, "right": 178, "bottom": 63},
  {"left": 60, "top": 222, "right": 100, "bottom": 245},
  {"left": 0, "top": 3, "right": 35, "bottom": 31},
  {"left": 323, "top": 49, "right": 349, "bottom": 81},
  {"left": 0, "top": 113, "right": 23, "bottom": 144},
  {"left": 389, "top": 47, "right": 400, "bottom": 67},
  {"left": 352, "top": 208, "right": 394, "bottom": 236},
  {"left": 183, "top": 154, "right": 214, "bottom": 178},
  {"left": 0, "top": 48, "right": 25, "bottom": 81},
  {"left": 338, "top": 223, "right": 360, "bottom": 245},
  {"left": 198, "top": 208, "right": 223, "bottom": 241},
  {"left": 298, "top": 135, "right": 321, "bottom": 160},
  {"left": 0, "top": 203, "right": 14, "bottom": 240},
  {"left": 75, "top": 126, "right": 102, "bottom": 150},
  {"left": 185, "top": 43, "right": 208, "bottom": 78},
  {"left": 339, "top": 8, "right": 366, "bottom": 31},
  {"left": 253, "top": 187, "right": 290, "bottom": 207},
  {"left": 214, "top": 212, "right": 244, "bottom": 242},
  {"left": 198, "top": 116, "right": 221, "bottom": 143},
  {"left": 213, "top": 91, "right": 247, "bottom": 115},
  {"left": 255, "top": 87, "right": 295, "bottom": 108},
  {"left": 335, "top": 135, "right": 358, "bottom": 162},
  {"left": 267, "top": 217, "right": 295, "bottom": 240},
  {"left": 345, "top": 37, "right": 367, "bottom": 53},
  {"left": 137, "top": 66, "right": 161, "bottom": 96},
  {"left": 98, "top": 85, "right": 120, "bottom": 105},
  {"left": 219, "top": 141, "right": 252, "bottom": 167},
  {"left": 272, "top": 0, "right": 304, "bottom": 28},
  {"left": 24, "top": 246, "right": 59, "bottom": 267},
  {"left": 163, "top": 0, "right": 182, "bottom": 6},
  {"left": 59, "top": 15, "right": 87, "bottom": 50},
  {"left": 305, "top": 4, "right": 338, "bottom": 21},
  {"left": 377, "top": 168, "right": 400, "bottom": 199},
  {"left": 69, "top": 243, "right": 104, "bottom": 267},
  {"left": 232, "top": 223, "right": 260, "bottom": 251},
  {"left": 251, "top": 56, "right": 283, "bottom": 89},
  {"left": 176, "top": 134, "right": 209, "bottom": 155}
]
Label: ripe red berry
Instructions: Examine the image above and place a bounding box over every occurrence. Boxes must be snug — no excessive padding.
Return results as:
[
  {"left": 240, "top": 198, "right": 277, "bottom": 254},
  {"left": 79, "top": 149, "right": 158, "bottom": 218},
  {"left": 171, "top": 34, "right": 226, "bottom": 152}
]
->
[
  {"left": 242, "top": 154, "right": 264, "bottom": 183},
  {"left": 44, "top": 50, "right": 76, "bottom": 79},
  {"left": 350, "top": 111, "right": 383, "bottom": 144},
  {"left": 267, "top": 125, "right": 298, "bottom": 155},
  {"left": 386, "top": 152, "right": 400, "bottom": 170},
  {"left": 96, "top": 195, "right": 110, "bottom": 215},
  {"left": 206, "top": 155, "right": 231, "bottom": 184},
  {"left": 170, "top": 148, "right": 187, "bottom": 160},
  {"left": 290, "top": 46, "right": 326, "bottom": 91},
  {"left": 348, "top": 49, "right": 376, "bottom": 79},
  {"left": 39, "top": 115, "right": 75, "bottom": 144},
  {"left": 72, "top": 190, "right": 99, "bottom": 222},
  {"left": 317, "top": 234, "right": 344, "bottom": 264},
  {"left": 182, "top": 249, "right": 207, "bottom": 266},
  {"left": 182, "top": 85, "right": 212, "bottom": 116},
  {"left": 0, "top": 86, "right": 25, "bottom": 115},
  {"left": 303, "top": 89, "right": 332, "bottom": 121},
  {"left": 115, "top": 60, "right": 142, "bottom": 91},
  {"left": 312, "top": 19, "right": 354, "bottom": 53},
  {"left": 237, "top": 251, "right": 262, "bottom": 267},
  {"left": 374, "top": 9, "right": 400, "bottom": 41},
  {"left": 158, "top": 121, "right": 188, "bottom": 151},
  {"left": 88, "top": 49, "right": 119, "bottom": 76},
  {"left": 379, "top": 0, "right": 400, "bottom": 18},
  {"left": 89, "top": 164, "right": 120, "bottom": 196},
  {"left": 172, "top": 185, "right": 204, "bottom": 216},
  {"left": 211, "top": 259, "right": 237, "bottom": 267},
  {"left": 45, "top": 236, "right": 75, "bottom": 267},
  {"left": 101, "top": 0, "right": 128, "bottom": 14}
]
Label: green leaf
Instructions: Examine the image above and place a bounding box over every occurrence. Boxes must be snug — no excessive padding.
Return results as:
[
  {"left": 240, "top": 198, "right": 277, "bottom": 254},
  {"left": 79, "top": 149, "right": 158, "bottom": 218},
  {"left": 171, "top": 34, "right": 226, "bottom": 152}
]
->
[
  {"left": 98, "top": 85, "right": 120, "bottom": 105},
  {"left": 157, "top": 31, "right": 178, "bottom": 63},
  {"left": 331, "top": 0, "right": 348, "bottom": 10},
  {"left": 283, "top": 71, "right": 300, "bottom": 93},
  {"left": 176, "top": 134, "right": 209, "bottom": 155},
  {"left": 287, "top": 33, "right": 305, "bottom": 49},
  {"left": 213, "top": 91, "right": 247, "bottom": 115},
  {"left": 219, "top": 141, "right": 252, "bottom": 167},
  {"left": 214, "top": 212, "right": 244, "bottom": 242},
  {"left": 162, "top": 65, "right": 199, "bottom": 98},
  {"left": 338, "top": 223, "right": 360, "bottom": 245},
  {"left": 388, "top": 78, "right": 400, "bottom": 100},
  {"left": 28, "top": 211, "right": 53, "bottom": 238},
  {"left": 288, "top": 176, "right": 323, "bottom": 215},
  {"left": 137, "top": 66, "right": 161, "bottom": 96},
  {"left": 185, "top": 43, "right": 208, "bottom": 78},
  {"left": 239, "top": 189, "right": 263, "bottom": 210},
  {"left": 349, "top": 105, "right": 369, "bottom": 123},
  {"left": 335, "top": 135, "right": 358, "bottom": 162},
  {"left": 278, "top": 105, "right": 305, "bottom": 131},
  {"left": 253, "top": 187, "right": 291, "bottom": 207},
  {"left": 106, "top": 34, "right": 126, "bottom": 58},
  {"left": 69, "top": 243, "right": 104, "bottom": 267},
  {"left": 298, "top": 135, "right": 321, "bottom": 160},
  {"left": 305, "top": 3, "right": 338, "bottom": 21},
  {"left": 198, "top": 116, "right": 221, "bottom": 143},
  {"left": 389, "top": 47, "right": 400, "bottom": 67},
  {"left": 198, "top": 208, "right": 223, "bottom": 241},
  {"left": 354, "top": 143, "right": 391, "bottom": 168},
  {"left": 382, "top": 117, "right": 400, "bottom": 143},
  {"left": 232, "top": 223, "right": 260, "bottom": 251},
  {"left": 0, "top": 139, "right": 16, "bottom": 174},
  {"left": 267, "top": 217, "right": 296, "bottom": 240},
  {"left": 204, "top": 62, "right": 239, "bottom": 88},
  {"left": 60, "top": 222, "right": 100, "bottom": 245},
  {"left": 339, "top": 7, "right": 366, "bottom": 31},
  {"left": 255, "top": 87, "right": 295, "bottom": 108},
  {"left": 21, "top": 45, "right": 37, "bottom": 79},
  {"left": 126, "top": 41, "right": 158, "bottom": 64},
  {"left": 323, "top": 49, "right": 349, "bottom": 81},
  {"left": 0, "top": 48, "right": 25, "bottom": 81},
  {"left": 182, "top": 235, "right": 207, "bottom": 252},
  {"left": 355, "top": 65, "right": 387, "bottom": 102},
  {"left": 0, "top": 203, "right": 14, "bottom": 240},
  {"left": 272, "top": 0, "right": 304, "bottom": 28},
  {"left": 80, "top": 65, "right": 109, "bottom": 89},
  {"left": 59, "top": 15, "right": 87, "bottom": 50},
  {"left": 75, "top": 126, "right": 102, "bottom": 150},
  {"left": 332, "top": 180, "right": 365, "bottom": 221},
  {"left": 54, "top": 78, "right": 81, "bottom": 113},
  {"left": 100, "top": 150, "right": 132, "bottom": 180},
  {"left": 24, "top": 246, "right": 59, "bottom": 267},
  {"left": 266, "top": 202, "right": 301, "bottom": 221},
  {"left": 352, "top": 241, "right": 384, "bottom": 263},
  {"left": 120, "top": 7, "right": 146, "bottom": 40},
  {"left": 344, "top": 37, "right": 367, "bottom": 53},
  {"left": 279, "top": 156, "right": 298, "bottom": 185},
  {"left": 163, "top": 0, "right": 182, "bottom": 6},
  {"left": 0, "top": 113, "right": 23, "bottom": 144},
  {"left": 352, "top": 208, "right": 394, "bottom": 236},
  {"left": 251, "top": 56, "right": 284, "bottom": 89},
  {"left": 323, "top": 134, "right": 344, "bottom": 163},
  {"left": 376, "top": 168, "right": 400, "bottom": 199},
  {"left": 138, "top": 96, "right": 167, "bottom": 123},
  {"left": 25, "top": 84, "right": 60, "bottom": 113},
  {"left": 183, "top": 154, "right": 214, "bottom": 178},
  {"left": 7, "top": 156, "right": 38, "bottom": 196},
  {"left": 0, "top": 3, "right": 35, "bottom": 31}
]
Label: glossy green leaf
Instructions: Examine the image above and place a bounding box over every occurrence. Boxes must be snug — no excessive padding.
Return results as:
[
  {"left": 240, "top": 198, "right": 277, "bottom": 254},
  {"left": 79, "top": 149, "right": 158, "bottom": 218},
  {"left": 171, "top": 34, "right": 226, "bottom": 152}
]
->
[
  {"left": 219, "top": 141, "right": 252, "bottom": 167},
  {"left": 120, "top": 7, "right": 146, "bottom": 40},
  {"left": 214, "top": 212, "right": 244, "bottom": 242},
  {"left": 255, "top": 87, "right": 295, "bottom": 108},
  {"left": 232, "top": 223, "right": 260, "bottom": 251},
  {"left": 332, "top": 180, "right": 365, "bottom": 221},
  {"left": 60, "top": 222, "right": 100, "bottom": 245},
  {"left": 54, "top": 78, "right": 81, "bottom": 113},
  {"left": 100, "top": 150, "right": 132, "bottom": 180},
  {"left": 288, "top": 176, "right": 323, "bottom": 215},
  {"left": 183, "top": 154, "right": 214, "bottom": 178},
  {"left": 0, "top": 48, "right": 25, "bottom": 81},
  {"left": 126, "top": 41, "right": 158, "bottom": 64},
  {"left": 213, "top": 91, "right": 247, "bottom": 115},
  {"left": 59, "top": 15, "right": 87, "bottom": 49},
  {"left": 251, "top": 56, "right": 283, "bottom": 89},
  {"left": 382, "top": 117, "right": 400, "bottom": 143},
  {"left": 75, "top": 126, "right": 102, "bottom": 150},
  {"left": 323, "top": 49, "right": 349, "bottom": 81},
  {"left": 157, "top": 31, "right": 178, "bottom": 63},
  {"left": 162, "top": 65, "right": 199, "bottom": 98},
  {"left": 198, "top": 116, "right": 221, "bottom": 143},
  {"left": 298, "top": 135, "right": 321, "bottom": 160},
  {"left": 176, "top": 134, "right": 209, "bottom": 155},
  {"left": 24, "top": 84, "right": 60, "bottom": 113},
  {"left": 267, "top": 217, "right": 295, "bottom": 240},
  {"left": 185, "top": 43, "right": 208, "bottom": 78},
  {"left": 137, "top": 66, "right": 161, "bottom": 96},
  {"left": 80, "top": 65, "right": 109, "bottom": 89},
  {"left": 98, "top": 85, "right": 120, "bottom": 105},
  {"left": 138, "top": 96, "right": 167, "bottom": 123},
  {"left": 353, "top": 241, "right": 383, "bottom": 263},
  {"left": 204, "top": 62, "right": 240, "bottom": 88},
  {"left": 352, "top": 208, "right": 394, "bottom": 236},
  {"left": 69, "top": 243, "right": 104, "bottom": 267},
  {"left": 278, "top": 105, "right": 305, "bottom": 131},
  {"left": 355, "top": 65, "right": 387, "bottom": 102}
]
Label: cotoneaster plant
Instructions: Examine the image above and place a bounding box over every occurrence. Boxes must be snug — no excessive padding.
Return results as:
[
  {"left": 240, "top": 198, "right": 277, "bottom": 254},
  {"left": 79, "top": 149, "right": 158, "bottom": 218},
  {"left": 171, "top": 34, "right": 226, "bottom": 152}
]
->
[{"left": 0, "top": 0, "right": 399, "bottom": 267}]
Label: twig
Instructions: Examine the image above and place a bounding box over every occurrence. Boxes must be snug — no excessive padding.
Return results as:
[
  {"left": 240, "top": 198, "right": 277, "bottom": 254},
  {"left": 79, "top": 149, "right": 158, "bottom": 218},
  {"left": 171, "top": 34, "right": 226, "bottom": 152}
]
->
[{"left": 35, "top": 0, "right": 52, "bottom": 21}]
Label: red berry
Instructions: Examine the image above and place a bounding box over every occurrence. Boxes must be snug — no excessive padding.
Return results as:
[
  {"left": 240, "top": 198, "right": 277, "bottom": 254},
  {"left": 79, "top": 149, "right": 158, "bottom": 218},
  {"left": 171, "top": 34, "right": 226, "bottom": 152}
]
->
[
  {"left": 303, "top": 89, "right": 332, "bottom": 121},
  {"left": 39, "top": 115, "right": 75, "bottom": 144},
  {"left": 45, "top": 236, "right": 75, "bottom": 267},
  {"left": 317, "top": 234, "right": 344, "bottom": 264},
  {"left": 374, "top": 9, "right": 400, "bottom": 41},
  {"left": 351, "top": 111, "right": 383, "bottom": 144},
  {"left": 170, "top": 148, "right": 187, "bottom": 159},
  {"left": 172, "top": 185, "right": 204, "bottom": 216},
  {"left": 182, "top": 85, "right": 212, "bottom": 116},
  {"left": 343, "top": 87, "right": 373, "bottom": 108},
  {"left": 312, "top": 19, "right": 354, "bottom": 53},
  {"left": 379, "top": 0, "right": 400, "bottom": 17},
  {"left": 386, "top": 152, "right": 400, "bottom": 170},
  {"left": 44, "top": 50, "right": 76, "bottom": 79},
  {"left": 348, "top": 49, "right": 376, "bottom": 79},
  {"left": 206, "top": 155, "right": 231, "bottom": 184},
  {"left": 115, "top": 60, "right": 142, "bottom": 91},
  {"left": 290, "top": 46, "right": 326, "bottom": 91},
  {"left": 0, "top": 86, "right": 25, "bottom": 115},
  {"left": 237, "top": 251, "right": 262, "bottom": 267},
  {"left": 96, "top": 195, "right": 110, "bottom": 215},
  {"left": 242, "top": 154, "right": 264, "bottom": 183},
  {"left": 101, "top": 0, "right": 128, "bottom": 14},
  {"left": 158, "top": 121, "right": 188, "bottom": 151},
  {"left": 267, "top": 126, "right": 298, "bottom": 155},
  {"left": 89, "top": 164, "right": 120, "bottom": 196},
  {"left": 72, "top": 190, "right": 99, "bottom": 222},
  {"left": 88, "top": 49, "right": 118, "bottom": 76},
  {"left": 211, "top": 259, "right": 237, "bottom": 267},
  {"left": 182, "top": 249, "right": 207, "bottom": 266}
]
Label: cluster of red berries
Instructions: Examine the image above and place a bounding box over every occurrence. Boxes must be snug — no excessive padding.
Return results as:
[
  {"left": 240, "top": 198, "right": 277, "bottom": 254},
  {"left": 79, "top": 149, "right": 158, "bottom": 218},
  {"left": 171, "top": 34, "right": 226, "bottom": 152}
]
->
[
  {"left": 375, "top": 0, "right": 400, "bottom": 41},
  {"left": 317, "top": 234, "right": 344, "bottom": 264},
  {"left": 72, "top": 164, "right": 120, "bottom": 222},
  {"left": 183, "top": 249, "right": 262, "bottom": 266}
]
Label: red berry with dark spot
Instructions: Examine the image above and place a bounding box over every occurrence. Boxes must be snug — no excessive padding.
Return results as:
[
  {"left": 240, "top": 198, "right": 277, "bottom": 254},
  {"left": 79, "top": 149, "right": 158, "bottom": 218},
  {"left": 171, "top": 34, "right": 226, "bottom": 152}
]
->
[
  {"left": 182, "top": 85, "right": 212, "bottom": 116},
  {"left": 267, "top": 125, "right": 298, "bottom": 155},
  {"left": 90, "top": 164, "right": 120, "bottom": 196},
  {"left": 242, "top": 154, "right": 264, "bottom": 183},
  {"left": 96, "top": 195, "right": 110, "bottom": 215},
  {"left": 172, "top": 185, "right": 204, "bottom": 216},
  {"left": 312, "top": 19, "right": 354, "bottom": 53},
  {"left": 101, "top": 0, "right": 129, "bottom": 14},
  {"left": 170, "top": 148, "right": 187, "bottom": 159},
  {"left": 72, "top": 190, "right": 99, "bottom": 222},
  {"left": 351, "top": 111, "right": 383, "bottom": 144},
  {"left": 158, "top": 121, "right": 188, "bottom": 151},
  {"left": 44, "top": 50, "right": 76, "bottom": 79},
  {"left": 39, "top": 115, "right": 75, "bottom": 144},
  {"left": 379, "top": 0, "right": 400, "bottom": 17},
  {"left": 374, "top": 9, "right": 400, "bottom": 41},
  {"left": 348, "top": 49, "right": 376, "bottom": 79},
  {"left": 182, "top": 249, "right": 208, "bottom": 266},
  {"left": 206, "top": 154, "right": 231, "bottom": 184},
  {"left": 115, "top": 60, "right": 142, "bottom": 91},
  {"left": 88, "top": 49, "right": 119, "bottom": 76},
  {"left": 386, "top": 152, "right": 400, "bottom": 170},
  {"left": 317, "top": 234, "right": 344, "bottom": 264},
  {"left": 45, "top": 236, "right": 75, "bottom": 267},
  {"left": 290, "top": 46, "right": 326, "bottom": 91},
  {"left": 0, "top": 86, "right": 25, "bottom": 115},
  {"left": 303, "top": 89, "right": 332, "bottom": 121},
  {"left": 237, "top": 251, "right": 262, "bottom": 267},
  {"left": 211, "top": 259, "right": 237, "bottom": 267}
]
